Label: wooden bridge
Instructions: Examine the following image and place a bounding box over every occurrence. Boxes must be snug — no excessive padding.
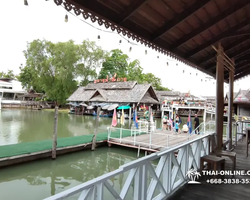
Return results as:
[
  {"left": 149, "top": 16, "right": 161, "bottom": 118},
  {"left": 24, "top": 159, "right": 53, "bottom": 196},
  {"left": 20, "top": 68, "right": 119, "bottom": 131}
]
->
[{"left": 108, "top": 129, "right": 201, "bottom": 152}]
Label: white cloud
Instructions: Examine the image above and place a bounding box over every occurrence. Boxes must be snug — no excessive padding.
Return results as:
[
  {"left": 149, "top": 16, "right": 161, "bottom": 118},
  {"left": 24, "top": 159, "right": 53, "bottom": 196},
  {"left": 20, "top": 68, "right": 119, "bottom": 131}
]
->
[{"left": 0, "top": 0, "right": 249, "bottom": 96}]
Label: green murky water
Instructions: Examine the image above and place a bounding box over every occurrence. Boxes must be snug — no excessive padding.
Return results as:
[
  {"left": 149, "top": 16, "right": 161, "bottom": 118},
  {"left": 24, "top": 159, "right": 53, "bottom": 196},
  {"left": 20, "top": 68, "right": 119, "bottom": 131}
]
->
[{"left": 0, "top": 109, "right": 203, "bottom": 200}]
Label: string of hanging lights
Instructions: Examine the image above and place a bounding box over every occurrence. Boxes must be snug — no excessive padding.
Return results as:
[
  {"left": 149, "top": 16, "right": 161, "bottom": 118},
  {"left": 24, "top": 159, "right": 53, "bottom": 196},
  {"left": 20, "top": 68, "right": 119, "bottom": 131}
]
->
[{"left": 25, "top": 0, "right": 215, "bottom": 83}]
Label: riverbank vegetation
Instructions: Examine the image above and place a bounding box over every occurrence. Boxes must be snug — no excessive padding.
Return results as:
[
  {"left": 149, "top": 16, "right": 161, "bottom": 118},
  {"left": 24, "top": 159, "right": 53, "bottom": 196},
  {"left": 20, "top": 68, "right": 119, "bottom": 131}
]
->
[{"left": 1, "top": 39, "right": 170, "bottom": 105}]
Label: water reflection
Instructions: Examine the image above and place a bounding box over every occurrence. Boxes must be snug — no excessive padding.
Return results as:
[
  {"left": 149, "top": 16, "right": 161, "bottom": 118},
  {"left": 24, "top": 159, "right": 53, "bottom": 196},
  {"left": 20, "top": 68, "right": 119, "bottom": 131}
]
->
[
  {"left": 0, "top": 109, "right": 207, "bottom": 146},
  {"left": 0, "top": 109, "right": 133, "bottom": 145},
  {"left": 0, "top": 146, "right": 140, "bottom": 200}
]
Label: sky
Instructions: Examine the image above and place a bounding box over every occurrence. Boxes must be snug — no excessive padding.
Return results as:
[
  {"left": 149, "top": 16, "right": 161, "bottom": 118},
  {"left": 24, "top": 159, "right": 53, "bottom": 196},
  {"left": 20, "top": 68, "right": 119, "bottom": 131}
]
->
[{"left": 0, "top": 0, "right": 249, "bottom": 96}]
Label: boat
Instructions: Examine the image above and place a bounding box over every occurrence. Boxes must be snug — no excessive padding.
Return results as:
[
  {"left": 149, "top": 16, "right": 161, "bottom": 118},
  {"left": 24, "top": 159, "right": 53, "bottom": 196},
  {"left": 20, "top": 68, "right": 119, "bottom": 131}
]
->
[{"left": 93, "top": 111, "right": 113, "bottom": 118}]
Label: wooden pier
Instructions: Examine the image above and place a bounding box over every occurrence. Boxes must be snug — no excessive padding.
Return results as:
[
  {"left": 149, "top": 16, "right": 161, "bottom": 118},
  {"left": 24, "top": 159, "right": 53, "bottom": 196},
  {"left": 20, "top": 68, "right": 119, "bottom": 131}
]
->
[
  {"left": 0, "top": 129, "right": 133, "bottom": 168},
  {"left": 108, "top": 129, "right": 201, "bottom": 152}
]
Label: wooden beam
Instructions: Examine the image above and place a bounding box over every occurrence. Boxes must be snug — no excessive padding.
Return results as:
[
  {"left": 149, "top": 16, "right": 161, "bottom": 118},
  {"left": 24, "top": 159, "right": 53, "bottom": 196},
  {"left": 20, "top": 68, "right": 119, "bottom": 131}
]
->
[
  {"left": 119, "top": 0, "right": 149, "bottom": 24},
  {"left": 185, "top": 17, "right": 250, "bottom": 58},
  {"left": 224, "top": 61, "right": 250, "bottom": 78},
  {"left": 151, "top": 0, "right": 210, "bottom": 41},
  {"left": 171, "top": 2, "right": 249, "bottom": 49},
  {"left": 207, "top": 45, "right": 250, "bottom": 71},
  {"left": 215, "top": 43, "right": 224, "bottom": 150},
  {"left": 234, "top": 68, "right": 250, "bottom": 80},
  {"left": 228, "top": 58, "right": 234, "bottom": 150},
  {"left": 74, "top": 0, "right": 120, "bottom": 22},
  {"left": 198, "top": 35, "right": 250, "bottom": 65},
  {"left": 224, "top": 30, "right": 250, "bottom": 38}
]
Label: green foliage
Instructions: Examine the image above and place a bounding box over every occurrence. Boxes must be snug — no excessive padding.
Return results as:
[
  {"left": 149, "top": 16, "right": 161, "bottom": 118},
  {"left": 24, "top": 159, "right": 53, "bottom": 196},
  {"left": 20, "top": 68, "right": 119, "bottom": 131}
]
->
[
  {"left": 18, "top": 64, "right": 44, "bottom": 93},
  {"left": 22, "top": 39, "right": 79, "bottom": 105},
  {"left": 98, "top": 49, "right": 170, "bottom": 91},
  {"left": 20, "top": 39, "right": 106, "bottom": 104},
  {"left": 0, "top": 70, "right": 16, "bottom": 79},
  {"left": 99, "top": 49, "right": 128, "bottom": 79},
  {"left": 76, "top": 40, "right": 106, "bottom": 86}
]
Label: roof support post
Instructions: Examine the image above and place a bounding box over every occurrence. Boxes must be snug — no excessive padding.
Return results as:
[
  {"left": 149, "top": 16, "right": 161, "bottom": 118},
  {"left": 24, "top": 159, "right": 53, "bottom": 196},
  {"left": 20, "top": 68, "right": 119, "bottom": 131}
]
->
[
  {"left": 215, "top": 43, "right": 224, "bottom": 150},
  {"left": 227, "top": 58, "right": 234, "bottom": 150}
]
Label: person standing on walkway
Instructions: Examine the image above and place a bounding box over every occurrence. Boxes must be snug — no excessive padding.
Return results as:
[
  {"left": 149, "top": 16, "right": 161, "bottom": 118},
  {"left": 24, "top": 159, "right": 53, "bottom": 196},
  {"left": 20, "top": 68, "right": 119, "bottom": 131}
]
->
[{"left": 194, "top": 114, "right": 200, "bottom": 134}]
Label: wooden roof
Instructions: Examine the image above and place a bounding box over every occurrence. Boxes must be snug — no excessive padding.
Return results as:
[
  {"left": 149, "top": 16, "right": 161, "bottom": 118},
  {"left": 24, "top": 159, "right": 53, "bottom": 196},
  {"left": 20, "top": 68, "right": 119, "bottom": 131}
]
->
[
  {"left": 56, "top": 0, "right": 250, "bottom": 82},
  {"left": 84, "top": 81, "right": 137, "bottom": 90},
  {"left": 67, "top": 81, "right": 159, "bottom": 104}
]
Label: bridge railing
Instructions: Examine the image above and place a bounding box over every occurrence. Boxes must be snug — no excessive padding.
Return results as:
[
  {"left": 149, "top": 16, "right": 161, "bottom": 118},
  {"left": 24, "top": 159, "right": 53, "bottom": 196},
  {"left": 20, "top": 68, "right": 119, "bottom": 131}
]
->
[{"left": 44, "top": 133, "right": 212, "bottom": 200}]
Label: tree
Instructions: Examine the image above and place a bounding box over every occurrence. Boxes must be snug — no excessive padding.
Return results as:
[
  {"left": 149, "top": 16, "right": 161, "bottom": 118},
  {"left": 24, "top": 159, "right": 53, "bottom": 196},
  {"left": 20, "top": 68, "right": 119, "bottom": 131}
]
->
[
  {"left": 76, "top": 40, "right": 106, "bottom": 86},
  {"left": 98, "top": 49, "right": 170, "bottom": 90},
  {"left": 143, "top": 73, "right": 170, "bottom": 91},
  {"left": 99, "top": 49, "right": 128, "bottom": 79},
  {"left": 18, "top": 64, "right": 44, "bottom": 93},
  {"left": 23, "top": 39, "right": 79, "bottom": 105},
  {"left": 126, "top": 59, "right": 144, "bottom": 83},
  {"left": 0, "top": 70, "right": 16, "bottom": 79}
]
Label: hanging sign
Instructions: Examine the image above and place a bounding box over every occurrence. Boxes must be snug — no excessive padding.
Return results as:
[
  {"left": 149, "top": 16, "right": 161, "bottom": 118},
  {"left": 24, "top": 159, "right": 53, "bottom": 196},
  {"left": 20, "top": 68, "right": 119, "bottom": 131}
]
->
[{"left": 94, "top": 73, "right": 127, "bottom": 83}]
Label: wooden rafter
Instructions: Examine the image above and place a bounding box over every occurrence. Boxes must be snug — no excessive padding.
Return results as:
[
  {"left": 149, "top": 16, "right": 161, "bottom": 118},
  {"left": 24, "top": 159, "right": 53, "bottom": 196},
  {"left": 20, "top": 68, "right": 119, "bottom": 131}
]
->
[
  {"left": 151, "top": 0, "right": 210, "bottom": 41},
  {"left": 170, "top": 2, "right": 249, "bottom": 50},
  {"left": 119, "top": 0, "right": 149, "bottom": 24},
  {"left": 234, "top": 67, "right": 250, "bottom": 80},
  {"left": 224, "top": 61, "right": 250, "bottom": 78},
  {"left": 185, "top": 17, "right": 250, "bottom": 58},
  {"left": 198, "top": 35, "right": 250, "bottom": 65},
  {"left": 208, "top": 45, "right": 250, "bottom": 71}
]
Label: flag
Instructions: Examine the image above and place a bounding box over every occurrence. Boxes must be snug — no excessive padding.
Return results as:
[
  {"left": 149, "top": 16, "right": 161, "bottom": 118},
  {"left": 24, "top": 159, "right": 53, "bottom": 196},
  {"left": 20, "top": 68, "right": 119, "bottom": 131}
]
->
[
  {"left": 111, "top": 109, "right": 117, "bottom": 127},
  {"left": 150, "top": 111, "right": 153, "bottom": 122},
  {"left": 169, "top": 117, "right": 173, "bottom": 130},
  {"left": 120, "top": 109, "right": 125, "bottom": 126},
  {"left": 133, "top": 110, "right": 138, "bottom": 129},
  {"left": 187, "top": 113, "right": 192, "bottom": 134}
]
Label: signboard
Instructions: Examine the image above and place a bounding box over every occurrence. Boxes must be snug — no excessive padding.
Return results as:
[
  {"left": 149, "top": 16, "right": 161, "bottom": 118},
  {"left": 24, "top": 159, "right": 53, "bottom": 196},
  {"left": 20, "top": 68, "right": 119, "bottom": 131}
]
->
[{"left": 94, "top": 74, "right": 127, "bottom": 83}]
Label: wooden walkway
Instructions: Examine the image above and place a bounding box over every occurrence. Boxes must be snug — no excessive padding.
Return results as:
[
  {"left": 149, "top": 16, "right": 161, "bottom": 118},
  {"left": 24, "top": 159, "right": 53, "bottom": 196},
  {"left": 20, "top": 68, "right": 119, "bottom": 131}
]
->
[
  {"left": 167, "top": 138, "right": 250, "bottom": 200},
  {"left": 108, "top": 130, "right": 201, "bottom": 152}
]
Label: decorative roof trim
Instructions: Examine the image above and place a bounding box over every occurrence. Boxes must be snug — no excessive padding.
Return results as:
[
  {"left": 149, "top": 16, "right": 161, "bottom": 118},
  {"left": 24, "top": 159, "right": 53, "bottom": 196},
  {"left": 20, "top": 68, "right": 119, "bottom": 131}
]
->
[{"left": 54, "top": 0, "right": 198, "bottom": 69}]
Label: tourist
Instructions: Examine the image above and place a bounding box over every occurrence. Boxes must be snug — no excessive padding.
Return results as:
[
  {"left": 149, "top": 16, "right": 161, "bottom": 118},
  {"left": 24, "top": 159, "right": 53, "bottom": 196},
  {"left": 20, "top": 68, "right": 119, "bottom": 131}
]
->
[
  {"left": 182, "top": 123, "right": 189, "bottom": 133},
  {"left": 162, "top": 116, "right": 168, "bottom": 130},
  {"left": 194, "top": 114, "right": 200, "bottom": 134},
  {"left": 176, "top": 114, "right": 179, "bottom": 122},
  {"left": 167, "top": 117, "right": 172, "bottom": 131},
  {"left": 175, "top": 120, "right": 179, "bottom": 134}
]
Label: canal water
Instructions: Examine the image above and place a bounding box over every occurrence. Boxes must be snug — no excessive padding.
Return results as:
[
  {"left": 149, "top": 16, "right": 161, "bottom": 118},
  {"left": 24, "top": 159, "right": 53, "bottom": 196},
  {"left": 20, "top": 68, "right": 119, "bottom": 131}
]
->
[
  {"left": 0, "top": 109, "right": 195, "bottom": 200},
  {"left": 0, "top": 109, "right": 195, "bottom": 146}
]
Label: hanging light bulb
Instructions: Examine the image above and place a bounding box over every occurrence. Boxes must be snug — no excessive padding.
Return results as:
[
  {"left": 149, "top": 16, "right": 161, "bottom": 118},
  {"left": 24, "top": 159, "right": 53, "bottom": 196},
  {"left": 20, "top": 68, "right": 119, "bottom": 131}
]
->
[
  {"left": 65, "top": 14, "right": 68, "bottom": 22},
  {"left": 145, "top": 50, "right": 147, "bottom": 55},
  {"left": 97, "top": 35, "right": 100, "bottom": 40},
  {"left": 166, "top": 62, "right": 169, "bottom": 66},
  {"left": 176, "top": 63, "right": 178, "bottom": 66},
  {"left": 24, "top": 0, "right": 28, "bottom": 6},
  {"left": 129, "top": 47, "right": 132, "bottom": 52},
  {"left": 157, "top": 56, "right": 159, "bottom": 59},
  {"left": 119, "top": 40, "right": 122, "bottom": 45}
]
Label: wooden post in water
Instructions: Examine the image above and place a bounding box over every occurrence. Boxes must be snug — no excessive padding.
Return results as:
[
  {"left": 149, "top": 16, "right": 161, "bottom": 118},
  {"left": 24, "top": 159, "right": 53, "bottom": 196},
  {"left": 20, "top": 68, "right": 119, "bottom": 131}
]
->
[
  {"left": 92, "top": 106, "right": 101, "bottom": 151},
  {"left": 148, "top": 105, "right": 152, "bottom": 133},
  {"left": 52, "top": 106, "right": 58, "bottom": 159},
  {"left": 129, "top": 107, "right": 132, "bottom": 128}
]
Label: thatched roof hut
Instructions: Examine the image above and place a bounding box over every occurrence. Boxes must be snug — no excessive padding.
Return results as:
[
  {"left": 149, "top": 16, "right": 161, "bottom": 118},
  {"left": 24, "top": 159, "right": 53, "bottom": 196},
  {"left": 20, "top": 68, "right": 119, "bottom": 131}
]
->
[{"left": 67, "top": 81, "right": 159, "bottom": 104}]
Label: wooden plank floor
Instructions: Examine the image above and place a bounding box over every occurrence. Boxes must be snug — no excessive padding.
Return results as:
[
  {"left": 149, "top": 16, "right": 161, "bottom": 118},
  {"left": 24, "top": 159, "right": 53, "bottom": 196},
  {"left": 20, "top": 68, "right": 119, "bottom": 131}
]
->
[
  {"left": 167, "top": 138, "right": 250, "bottom": 200},
  {"left": 109, "top": 130, "right": 201, "bottom": 151}
]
